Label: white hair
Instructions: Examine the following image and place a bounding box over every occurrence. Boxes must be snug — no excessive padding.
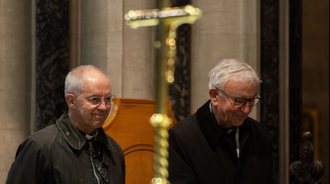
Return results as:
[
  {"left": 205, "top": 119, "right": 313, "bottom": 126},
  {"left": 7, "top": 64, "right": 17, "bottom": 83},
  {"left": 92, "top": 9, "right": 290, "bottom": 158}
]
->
[{"left": 208, "top": 59, "right": 261, "bottom": 91}]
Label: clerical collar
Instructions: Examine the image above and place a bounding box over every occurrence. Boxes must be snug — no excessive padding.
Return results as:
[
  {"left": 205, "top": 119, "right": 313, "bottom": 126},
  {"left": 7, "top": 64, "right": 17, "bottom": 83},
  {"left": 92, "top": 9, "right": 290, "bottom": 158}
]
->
[
  {"left": 85, "top": 130, "right": 98, "bottom": 140},
  {"left": 209, "top": 101, "right": 213, "bottom": 113},
  {"left": 223, "top": 127, "right": 240, "bottom": 158},
  {"left": 226, "top": 128, "right": 236, "bottom": 134},
  {"left": 78, "top": 129, "right": 99, "bottom": 140}
]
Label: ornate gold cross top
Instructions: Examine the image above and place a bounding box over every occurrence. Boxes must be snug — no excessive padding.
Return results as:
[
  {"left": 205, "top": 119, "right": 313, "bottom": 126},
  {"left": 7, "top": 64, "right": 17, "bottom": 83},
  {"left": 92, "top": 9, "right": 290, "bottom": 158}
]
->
[
  {"left": 125, "top": 4, "right": 202, "bottom": 85},
  {"left": 125, "top": 3, "right": 202, "bottom": 184},
  {"left": 125, "top": 5, "right": 202, "bottom": 29}
]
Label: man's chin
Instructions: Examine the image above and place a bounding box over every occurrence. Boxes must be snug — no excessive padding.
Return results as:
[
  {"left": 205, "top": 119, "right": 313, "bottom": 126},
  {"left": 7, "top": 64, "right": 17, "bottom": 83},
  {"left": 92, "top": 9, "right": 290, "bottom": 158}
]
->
[
  {"left": 93, "top": 119, "right": 106, "bottom": 127},
  {"left": 233, "top": 118, "right": 245, "bottom": 127}
]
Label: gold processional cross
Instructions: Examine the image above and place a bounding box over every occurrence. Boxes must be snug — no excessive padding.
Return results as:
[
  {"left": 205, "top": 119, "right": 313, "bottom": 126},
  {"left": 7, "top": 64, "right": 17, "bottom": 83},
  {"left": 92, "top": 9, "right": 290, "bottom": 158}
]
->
[{"left": 125, "top": 2, "right": 202, "bottom": 184}]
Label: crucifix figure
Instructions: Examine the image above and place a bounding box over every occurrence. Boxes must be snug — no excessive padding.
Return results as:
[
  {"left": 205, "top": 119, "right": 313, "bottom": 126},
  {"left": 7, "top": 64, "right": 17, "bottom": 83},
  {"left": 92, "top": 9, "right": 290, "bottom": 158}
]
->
[{"left": 125, "top": 2, "right": 202, "bottom": 184}]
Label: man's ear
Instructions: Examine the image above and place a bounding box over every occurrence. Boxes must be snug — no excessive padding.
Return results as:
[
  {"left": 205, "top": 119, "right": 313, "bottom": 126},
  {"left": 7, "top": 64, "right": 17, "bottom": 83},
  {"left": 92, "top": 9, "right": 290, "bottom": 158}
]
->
[
  {"left": 209, "top": 88, "right": 219, "bottom": 105},
  {"left": 66, "top": 94, "right": 75, "bottom": 108}
]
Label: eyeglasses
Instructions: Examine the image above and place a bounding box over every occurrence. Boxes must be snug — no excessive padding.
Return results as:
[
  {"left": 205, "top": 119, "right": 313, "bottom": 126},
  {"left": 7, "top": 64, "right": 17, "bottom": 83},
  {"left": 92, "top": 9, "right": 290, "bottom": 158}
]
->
[
  {"left": 217, "top": 89, "right": 261, "bottom": 108},
  {"left": 83, "top": 94, "right": 116, "bottom": 106}
]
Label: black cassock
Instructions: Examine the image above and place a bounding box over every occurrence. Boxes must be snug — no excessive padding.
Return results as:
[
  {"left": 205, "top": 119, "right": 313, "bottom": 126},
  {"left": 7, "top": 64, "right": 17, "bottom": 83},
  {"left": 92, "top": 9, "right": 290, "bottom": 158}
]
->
[{"left": 168, "top": 100, "right": 278, "bottom": 184}]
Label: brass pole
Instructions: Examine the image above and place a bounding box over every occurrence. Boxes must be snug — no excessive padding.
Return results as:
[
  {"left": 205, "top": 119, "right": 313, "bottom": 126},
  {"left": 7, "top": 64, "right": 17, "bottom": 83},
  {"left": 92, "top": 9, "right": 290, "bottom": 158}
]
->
[{"left": 150, "top": 1, "right": 172, "bottom": 183}]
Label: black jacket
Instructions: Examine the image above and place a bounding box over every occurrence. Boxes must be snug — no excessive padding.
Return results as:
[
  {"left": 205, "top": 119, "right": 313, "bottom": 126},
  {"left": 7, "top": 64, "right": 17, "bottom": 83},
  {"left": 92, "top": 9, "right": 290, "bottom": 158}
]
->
[
  {"left": 6, "top": 113, "right": 125, "bottom": 184},
  {"left": 168, "top": 100, "right": 278, "bottom": 184}
]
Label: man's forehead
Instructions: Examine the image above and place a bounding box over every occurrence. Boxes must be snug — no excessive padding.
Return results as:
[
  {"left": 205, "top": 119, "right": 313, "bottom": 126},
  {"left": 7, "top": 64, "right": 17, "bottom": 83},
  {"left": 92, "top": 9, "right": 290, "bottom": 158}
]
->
[{"left": 224, "top": 80, "right": 258, "bottom": 96}]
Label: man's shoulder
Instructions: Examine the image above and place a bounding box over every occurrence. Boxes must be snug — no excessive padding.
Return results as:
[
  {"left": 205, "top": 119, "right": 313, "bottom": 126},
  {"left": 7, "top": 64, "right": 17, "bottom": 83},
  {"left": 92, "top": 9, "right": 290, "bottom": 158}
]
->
[
  {"left": 244, "top": 117, "right": 271, "bottom": 140},
  {"left": 29, "top": 124, "right": 58, "bottom": 141},
  {"left": 170, "top": 114, "right": 198, "bottom": 131},
  {"left": 168, "top": 114, "right": 202, "bottom": 141},
  {"left": 17, "top": 124, "right": 59, "bottom": 154},
  {"left": 245, "top": 117, "right": 268, "bottom": 131}
]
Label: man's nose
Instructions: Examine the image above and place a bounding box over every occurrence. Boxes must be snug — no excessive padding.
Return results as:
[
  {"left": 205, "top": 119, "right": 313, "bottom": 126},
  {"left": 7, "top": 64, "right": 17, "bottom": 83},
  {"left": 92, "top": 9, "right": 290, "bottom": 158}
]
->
[
  {"left": 240, "top": 102, "right": 253, "bottom": 113},
  {"left": 97, "top": 99, "right": 108, "bottom": 110}
]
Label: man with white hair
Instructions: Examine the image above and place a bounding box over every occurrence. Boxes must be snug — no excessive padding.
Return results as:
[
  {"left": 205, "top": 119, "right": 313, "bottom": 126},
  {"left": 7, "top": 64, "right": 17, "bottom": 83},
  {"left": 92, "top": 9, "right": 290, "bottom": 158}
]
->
[{"left": 168, "top": 59, "right": 278, "bottom": 184}]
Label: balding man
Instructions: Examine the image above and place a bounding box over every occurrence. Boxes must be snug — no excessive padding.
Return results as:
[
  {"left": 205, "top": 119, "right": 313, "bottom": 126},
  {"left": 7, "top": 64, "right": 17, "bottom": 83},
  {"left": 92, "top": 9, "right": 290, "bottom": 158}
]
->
[{"left": 6, "top": 65, "right": 125, "bottom": 184}]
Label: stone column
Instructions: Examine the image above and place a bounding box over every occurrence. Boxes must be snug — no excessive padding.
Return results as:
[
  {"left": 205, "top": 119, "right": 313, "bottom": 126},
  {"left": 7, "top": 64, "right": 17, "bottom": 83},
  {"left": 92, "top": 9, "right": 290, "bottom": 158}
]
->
[
  {"left": 190, "top": 0, "right": 259, "bottom": 118},
  {"left": 79, "top": 0, "right": 157, "bottom": 99},
  {"left": 121, "top": 1, "right": 157, "bottom": 99},
  {"left": 0, "top": 1, "right": 33, "bottom": 182},
  {"left": 80, "top": 0, "right": 108, "bottom": 70},
  {"left": 169, "top": 0, "right": 192, "bottom": 121},
  {"left": 35, "top": 0, "right": 70, "bottom": 130}
]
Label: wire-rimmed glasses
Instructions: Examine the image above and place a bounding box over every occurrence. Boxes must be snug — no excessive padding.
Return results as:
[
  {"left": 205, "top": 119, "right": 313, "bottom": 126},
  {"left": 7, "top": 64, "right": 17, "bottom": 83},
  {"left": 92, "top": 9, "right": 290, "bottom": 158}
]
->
[
  {"left": 83, "top": 94, "right": 116, "bottom": 106},
  {"left": 217, "top": 89, "right": 261, "bottom": 108}
]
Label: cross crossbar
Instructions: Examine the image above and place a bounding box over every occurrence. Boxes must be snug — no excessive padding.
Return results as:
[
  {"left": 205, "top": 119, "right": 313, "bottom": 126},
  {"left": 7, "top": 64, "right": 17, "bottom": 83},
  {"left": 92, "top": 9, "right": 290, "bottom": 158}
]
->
[{"left": 125, "top": 5, "right": 202, "bottom": 29}]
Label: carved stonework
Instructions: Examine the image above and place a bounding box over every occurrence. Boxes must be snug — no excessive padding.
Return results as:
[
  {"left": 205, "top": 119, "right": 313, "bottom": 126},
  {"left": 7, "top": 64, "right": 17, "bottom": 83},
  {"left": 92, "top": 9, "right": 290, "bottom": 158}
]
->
[
  {"left": 168, "top": 0, "right": 192, "bottom": 121},
  {"left": 290, "top": 132, "right": 325, "bottom": 184},
  {"left": 36, "top": 0, "right": 69, "bottom": 130},
  {"left": 260, "top": 0, "right": 303, "bottom": 176},
  {"left": 260, "top": 0, "right": 280, "bottom": 174}
]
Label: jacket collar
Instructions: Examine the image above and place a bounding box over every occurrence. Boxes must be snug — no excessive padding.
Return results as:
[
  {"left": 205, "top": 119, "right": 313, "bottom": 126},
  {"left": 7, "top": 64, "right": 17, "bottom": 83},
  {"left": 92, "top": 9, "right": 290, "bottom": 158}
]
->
[
  {"left": 56, "top": 113, "right": 115, "bottom": 151},
  {"left": 196, "top": 100, "right": 255, "bottom": 147}
]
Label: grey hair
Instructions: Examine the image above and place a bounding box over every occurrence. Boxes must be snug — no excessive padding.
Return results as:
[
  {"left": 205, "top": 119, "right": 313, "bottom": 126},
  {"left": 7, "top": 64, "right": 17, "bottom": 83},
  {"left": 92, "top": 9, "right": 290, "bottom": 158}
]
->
[
  {"left": 208, "top": 59, "right": 261, "bottom": 90},
  {"left": 64, "top": 65, "right": 110, "bottom": 97}
]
